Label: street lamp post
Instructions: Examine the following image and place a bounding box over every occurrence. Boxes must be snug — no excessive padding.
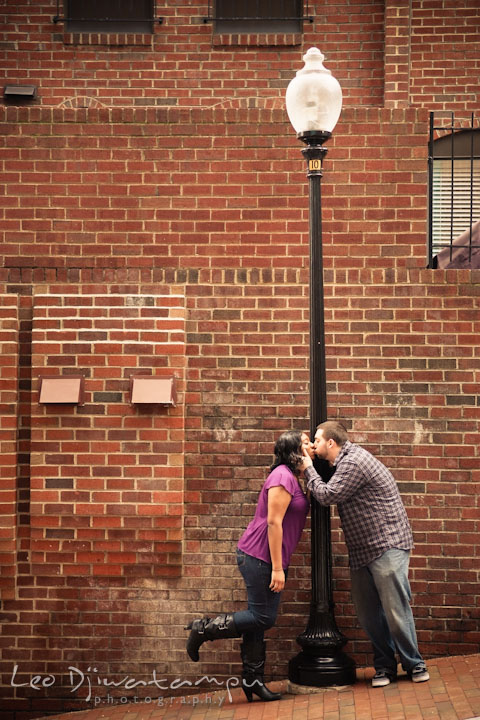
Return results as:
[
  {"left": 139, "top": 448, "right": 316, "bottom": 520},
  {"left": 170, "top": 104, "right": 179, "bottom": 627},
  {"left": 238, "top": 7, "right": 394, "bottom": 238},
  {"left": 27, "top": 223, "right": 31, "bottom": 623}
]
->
[{"left": 285, "top": 48, "right": 356, "bottom": 687}]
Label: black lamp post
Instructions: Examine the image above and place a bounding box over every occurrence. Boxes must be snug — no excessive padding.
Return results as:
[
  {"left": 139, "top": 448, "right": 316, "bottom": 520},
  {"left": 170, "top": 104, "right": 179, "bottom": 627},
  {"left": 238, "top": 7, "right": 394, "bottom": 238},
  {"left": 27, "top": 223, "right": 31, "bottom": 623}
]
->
[{"left": 285, "top": 48, "right": 356, "bottom": 687}]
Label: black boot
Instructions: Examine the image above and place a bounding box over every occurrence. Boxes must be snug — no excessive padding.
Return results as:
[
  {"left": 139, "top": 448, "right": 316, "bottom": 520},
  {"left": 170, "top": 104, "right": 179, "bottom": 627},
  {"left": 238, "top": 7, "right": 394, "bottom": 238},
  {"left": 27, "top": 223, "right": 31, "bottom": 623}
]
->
[
  {"left": 241, "top": 637, "right": 282, "bottom": 702},
  {"left": 185, "top": 613, "right": 240, "bottom": 662}
]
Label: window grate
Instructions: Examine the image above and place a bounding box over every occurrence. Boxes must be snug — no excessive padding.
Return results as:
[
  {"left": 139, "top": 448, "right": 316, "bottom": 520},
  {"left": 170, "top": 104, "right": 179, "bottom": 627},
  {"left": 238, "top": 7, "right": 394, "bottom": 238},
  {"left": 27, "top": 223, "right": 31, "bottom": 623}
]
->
[
  {"left": 53, "top": 0, "right": 163, "bottom": 26},
  {"left": 203, "top": 0, "right": 313, "bottom": 24},
  {"left": 428, "top": 112, "right": 480, "bottom": 269}
]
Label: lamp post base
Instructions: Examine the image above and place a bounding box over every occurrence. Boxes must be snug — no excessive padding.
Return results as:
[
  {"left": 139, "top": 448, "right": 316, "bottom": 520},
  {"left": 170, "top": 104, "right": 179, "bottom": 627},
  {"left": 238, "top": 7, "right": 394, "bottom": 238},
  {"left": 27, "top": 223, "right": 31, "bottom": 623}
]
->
[{"left": 288, "top": 650, "right": 357, "bottom": 688}]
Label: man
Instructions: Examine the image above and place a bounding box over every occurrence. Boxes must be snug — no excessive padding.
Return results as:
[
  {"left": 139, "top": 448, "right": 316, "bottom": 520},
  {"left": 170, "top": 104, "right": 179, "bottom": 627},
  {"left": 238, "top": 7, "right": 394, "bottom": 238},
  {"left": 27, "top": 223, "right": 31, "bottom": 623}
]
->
[{"left": 300, "top": 421, "right": 429, "bottom": 688}]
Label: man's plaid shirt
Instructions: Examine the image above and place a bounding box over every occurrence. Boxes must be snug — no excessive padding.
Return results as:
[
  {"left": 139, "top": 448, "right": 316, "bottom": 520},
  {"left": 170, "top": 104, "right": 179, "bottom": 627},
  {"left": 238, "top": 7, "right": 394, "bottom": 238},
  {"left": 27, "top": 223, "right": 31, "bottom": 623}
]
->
[{"left": 304, "top": 441, "right": 413, "bottom": 570}]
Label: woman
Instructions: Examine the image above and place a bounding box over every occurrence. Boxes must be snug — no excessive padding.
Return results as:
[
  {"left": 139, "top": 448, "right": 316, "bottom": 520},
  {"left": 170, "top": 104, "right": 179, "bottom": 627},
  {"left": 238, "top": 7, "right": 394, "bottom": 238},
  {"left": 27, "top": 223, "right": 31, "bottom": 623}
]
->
[{"left": 185, "top": 430, "right": 310, "bottom": 703}]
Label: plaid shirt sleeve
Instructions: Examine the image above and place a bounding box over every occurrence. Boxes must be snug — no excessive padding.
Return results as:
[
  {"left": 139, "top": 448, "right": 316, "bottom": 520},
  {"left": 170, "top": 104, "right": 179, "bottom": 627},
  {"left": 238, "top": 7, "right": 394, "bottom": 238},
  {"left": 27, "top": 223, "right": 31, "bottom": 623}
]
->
[
  {"left": 303, "top": 442, "right": 414, "bottom": 569},
  {"left": 304, "top": 458, "right": 366, "bottom": 505}
]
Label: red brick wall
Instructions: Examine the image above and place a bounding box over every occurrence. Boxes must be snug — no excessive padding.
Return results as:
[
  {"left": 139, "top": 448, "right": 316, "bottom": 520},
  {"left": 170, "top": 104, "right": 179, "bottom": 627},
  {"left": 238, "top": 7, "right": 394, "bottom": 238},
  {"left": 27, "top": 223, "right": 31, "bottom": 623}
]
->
[
  {"left": 384, "top": 1, "right": 411, "bottom": 108},
  {"left": 0, "top": 104, "right": 429, "bottom": 274},
  {"left": 410, "top": 0, "right": 480, "bottom": 109},
  {"left": 326, "top": 265, "right": 480, "bottom": 658},
  {"left": 0, "top": 295, "right": 19, "bottom": 602},
  {"left": 1, "top": 103, "right": 479, "bottom": 718},
  {"left": 3, "top": 1, "right": 480, "bottom": 112},
  {"left": 2, "top": 0, "right": 385, "bottom": 108},
  {"left": 30, "top": 292, "right": 185, "bottom": 581},
  {"left": 1, "top": 1, "right": 480, "bottom": 717}
]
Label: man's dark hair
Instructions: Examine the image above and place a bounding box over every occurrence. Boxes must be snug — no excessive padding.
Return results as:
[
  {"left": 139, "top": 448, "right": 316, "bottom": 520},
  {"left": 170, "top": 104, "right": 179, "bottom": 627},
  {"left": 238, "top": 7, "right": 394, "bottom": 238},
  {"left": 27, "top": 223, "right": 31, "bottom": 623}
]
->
[
  {"left": 317, "top": 421, "right": 349, "bottom": 447},
  {"left": 270, "top": 430, "right": 303, "bottom": 475}
]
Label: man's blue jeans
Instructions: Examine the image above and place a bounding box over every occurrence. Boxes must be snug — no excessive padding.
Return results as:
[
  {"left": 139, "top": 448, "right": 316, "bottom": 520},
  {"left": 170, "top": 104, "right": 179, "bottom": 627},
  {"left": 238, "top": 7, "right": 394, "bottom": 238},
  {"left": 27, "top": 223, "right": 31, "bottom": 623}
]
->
[
  {"left": 350, "top": 548, "right": 424, "bottom": 673},
  {"left": 232, "top": 549, "right": 286, "bottom": 643}
]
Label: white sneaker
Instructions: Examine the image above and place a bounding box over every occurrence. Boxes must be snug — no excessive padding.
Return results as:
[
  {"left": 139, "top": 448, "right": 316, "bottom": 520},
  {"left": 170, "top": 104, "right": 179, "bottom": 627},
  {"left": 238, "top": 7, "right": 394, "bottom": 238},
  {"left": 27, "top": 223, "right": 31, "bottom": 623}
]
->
[
  {"left": 410, "top": 665, "right": 430, "bottom": 683},
  {"left": 372, "top": 670, "right": 396, "bottom": 687}
]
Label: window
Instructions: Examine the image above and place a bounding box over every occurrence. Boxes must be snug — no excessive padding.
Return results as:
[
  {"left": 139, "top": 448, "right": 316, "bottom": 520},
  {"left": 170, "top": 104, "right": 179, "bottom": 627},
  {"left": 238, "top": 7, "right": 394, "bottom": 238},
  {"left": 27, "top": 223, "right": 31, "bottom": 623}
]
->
[
  {"left": 428, "top": 113, "right": 480, "bottom": 269},
  {"left": 63, "top": 0, "right": 154, "bottom": 33},
  {"left": 206, "top": 0, "right": 309, "bottom": 34}
]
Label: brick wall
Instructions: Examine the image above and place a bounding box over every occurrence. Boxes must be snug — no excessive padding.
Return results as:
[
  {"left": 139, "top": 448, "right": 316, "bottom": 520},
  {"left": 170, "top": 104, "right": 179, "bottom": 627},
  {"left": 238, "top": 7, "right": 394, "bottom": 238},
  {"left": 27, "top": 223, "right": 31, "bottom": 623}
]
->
[
  {"left": 0, "top": 104, "right": 429, "bottom": 274},
  {"left": 2, "top": 0, "right": 385, "bottom": 109},
  {"left": 3, "top": 1, "right": 480, "bottom": 112},
  {"left": 1, "top": 1, "right": 480, "bottom": 717},
  {"left": 0, "top": 295, "right": 19, "bottom": 602},
  {"left": 325, "top": 265, "right": 480, "bottom": 658},
  {"left": 30, "top": 292, "right": 185, "bottom": 581},
  {"left": 384, "top": 1, "right": 411, "bottom": 108},
  {"left": 0, "top": 102, "right": 479, "bottom": 718},
  {"left": 410, "top": 0, "right": 480, "bottom": 109}
]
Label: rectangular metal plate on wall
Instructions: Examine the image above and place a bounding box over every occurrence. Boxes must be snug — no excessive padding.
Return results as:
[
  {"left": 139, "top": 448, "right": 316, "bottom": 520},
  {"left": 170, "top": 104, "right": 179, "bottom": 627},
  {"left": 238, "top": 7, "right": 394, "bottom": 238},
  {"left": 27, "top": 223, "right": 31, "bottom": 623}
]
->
[
  {"left": 130, "top": 375, "right": 176, "bottom": 406},
  {"left": 39, "top": 376, "right": 85, "bottom": 405}
]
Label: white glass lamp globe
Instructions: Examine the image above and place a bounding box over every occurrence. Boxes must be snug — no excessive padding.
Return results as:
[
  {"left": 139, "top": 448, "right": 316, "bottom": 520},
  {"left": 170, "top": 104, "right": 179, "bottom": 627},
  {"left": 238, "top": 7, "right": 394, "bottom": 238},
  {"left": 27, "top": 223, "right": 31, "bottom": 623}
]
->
[{"left": 285, "top": 48, "right": 342, "bottom": 139}]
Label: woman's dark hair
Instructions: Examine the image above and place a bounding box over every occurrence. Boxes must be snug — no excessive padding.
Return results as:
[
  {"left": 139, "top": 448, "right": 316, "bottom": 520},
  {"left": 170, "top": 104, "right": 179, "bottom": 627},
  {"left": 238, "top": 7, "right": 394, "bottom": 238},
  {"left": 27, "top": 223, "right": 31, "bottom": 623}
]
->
[{"left": 270, "top": 430, "right": 304, "bottom": 476}]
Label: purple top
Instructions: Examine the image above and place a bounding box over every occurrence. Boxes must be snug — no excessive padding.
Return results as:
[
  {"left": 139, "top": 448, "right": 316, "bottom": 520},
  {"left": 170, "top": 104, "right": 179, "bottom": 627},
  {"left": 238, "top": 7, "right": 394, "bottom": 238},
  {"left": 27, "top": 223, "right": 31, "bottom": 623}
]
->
[{"left": 237, "top": 465, "right": 310, "bottom": 570}]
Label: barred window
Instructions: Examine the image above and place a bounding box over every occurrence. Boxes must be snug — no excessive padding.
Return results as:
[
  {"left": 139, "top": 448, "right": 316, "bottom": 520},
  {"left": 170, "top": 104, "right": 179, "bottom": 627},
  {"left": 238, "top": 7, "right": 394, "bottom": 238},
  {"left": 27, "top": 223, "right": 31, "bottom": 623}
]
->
[
  {"left": 429, "top": 113, "right": 480, "bottom": 269},
  {"left": 63, "top": 0, "right": 154, "bottom": 33},
  {"left": 207, "top": 0, "right": 307, "bottom": 33}
]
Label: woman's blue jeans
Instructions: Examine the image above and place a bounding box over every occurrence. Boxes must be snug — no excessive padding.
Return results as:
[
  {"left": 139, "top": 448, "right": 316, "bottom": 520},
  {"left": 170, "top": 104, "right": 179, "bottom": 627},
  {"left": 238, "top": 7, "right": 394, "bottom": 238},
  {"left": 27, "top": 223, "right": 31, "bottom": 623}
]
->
[
  {"left": 350, "top": 548, "right": 424, "bottom": 673},
  {"left": 232, "top": 549, "right": 286, "bottom": 643}
]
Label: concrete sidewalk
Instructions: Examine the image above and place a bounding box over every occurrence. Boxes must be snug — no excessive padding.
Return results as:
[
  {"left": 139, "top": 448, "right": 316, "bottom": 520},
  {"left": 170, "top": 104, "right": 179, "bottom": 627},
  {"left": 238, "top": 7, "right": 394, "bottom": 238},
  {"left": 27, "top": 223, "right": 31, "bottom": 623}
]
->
[{"left": 41, "top": 654, "right": 480, "bottom": 720}]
